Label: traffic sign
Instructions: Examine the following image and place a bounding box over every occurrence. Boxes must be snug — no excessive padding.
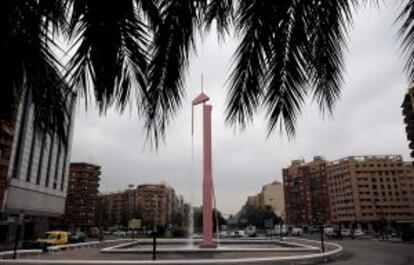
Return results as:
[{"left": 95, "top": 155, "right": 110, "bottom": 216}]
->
[{"left": 129, "top": 219, "right": 141, "bottom": 229}]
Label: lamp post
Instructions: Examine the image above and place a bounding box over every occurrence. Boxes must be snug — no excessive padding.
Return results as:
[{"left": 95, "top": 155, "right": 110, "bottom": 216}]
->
[
  {"left": 152, "top": 196, "right": 158, "bottom": 261},
  {"left": 128, "top": 184, "right": 136, "bottom": 239},
  {"left": 373, "top": 200, "right": 386, "bottom": 240}
]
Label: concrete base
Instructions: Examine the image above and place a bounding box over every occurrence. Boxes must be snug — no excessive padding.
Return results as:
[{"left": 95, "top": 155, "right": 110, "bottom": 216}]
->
[{"left": 198, "top": 243, "right": 218, "bottom": 249}]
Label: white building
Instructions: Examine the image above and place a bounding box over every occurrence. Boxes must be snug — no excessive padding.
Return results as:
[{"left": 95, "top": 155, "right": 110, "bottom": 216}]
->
[{"left": 261, "top": 181, "right": 285, "bottom": 219}]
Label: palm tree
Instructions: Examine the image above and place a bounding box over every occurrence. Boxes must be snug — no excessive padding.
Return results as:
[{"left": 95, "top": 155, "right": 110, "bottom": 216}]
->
[
  {"left": 1, "top": 0, "right": 414, "bottom": 145},
  {"left": 224, "top": 0, "right": 414, "bottom": 137}
]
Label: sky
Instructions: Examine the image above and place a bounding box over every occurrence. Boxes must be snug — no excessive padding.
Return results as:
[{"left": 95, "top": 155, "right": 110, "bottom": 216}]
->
[{"left": 70, "top": 2, "right": 411, "bottom": 216}]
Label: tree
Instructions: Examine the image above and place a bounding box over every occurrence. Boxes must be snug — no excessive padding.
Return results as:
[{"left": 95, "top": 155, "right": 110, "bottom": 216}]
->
[
  {"left": 238, "top": 205, "right": 282, "bottom": 229},
  {"left": 2, "top": 1, "right": 414, "bottom": 144},
  {"left": 191, "top": 206, "right": 227, "bottom": 232}
]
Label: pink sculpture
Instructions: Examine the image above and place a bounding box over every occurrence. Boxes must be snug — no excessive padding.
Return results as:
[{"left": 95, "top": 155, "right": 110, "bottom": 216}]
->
[{"left": 192, "top": 92, "right": 216, "bottom": 248}]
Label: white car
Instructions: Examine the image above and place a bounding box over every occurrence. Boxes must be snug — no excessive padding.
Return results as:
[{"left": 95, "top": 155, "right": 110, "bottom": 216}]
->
[
  {"left": 245, "top": 226, "right": 257, "bottom": 237},
  {"left": 324, "top": 227, "right": 334, "bottom": 236},
  {"left": 230, "top": 230, "right": 246, "bottom": 237},
  {"left": 341, "top": 228, "right": 351, "bottom": 237},
  {"left": 353, "top": 229, "right": 365, "bottom": 237},
  {"left": 291, "top": 227, "right": 303, "bottom": 236},
  {"left": 113, "top": 230, "right": 127, "bottom": 236}
]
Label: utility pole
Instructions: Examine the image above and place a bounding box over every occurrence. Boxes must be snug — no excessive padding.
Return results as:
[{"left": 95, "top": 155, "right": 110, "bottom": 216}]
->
[
  {"left": 128, "top": 184, "right": 135, "bottom": 239},
  {"left": 152, "top": 196, "right": 158, "bottom": 261},
  {"left": 13, "top": 212, "right": 24, "bottom": 259},
  {"left": 319, "top": 225, "right": 325, "bottom": 253}
]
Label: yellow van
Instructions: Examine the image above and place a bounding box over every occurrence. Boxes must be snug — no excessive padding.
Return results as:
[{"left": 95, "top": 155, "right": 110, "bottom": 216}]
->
[{"left": 37, "top": 231, "right": 69, "bottom": 246}]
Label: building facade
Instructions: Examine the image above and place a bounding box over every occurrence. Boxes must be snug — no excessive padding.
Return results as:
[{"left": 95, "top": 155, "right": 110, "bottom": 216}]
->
[
  {"left": 63, "top": 163, "right": 101, "bottom": 229},
  {"left": 99, "top": 191, "right": 128, "bottom": 227},
  {"left": 0, "top": 91, "right": 75, "bottom": 240},
  {"left": 327, "top": 155, "right": 414, "bottom": 227},
  {"left": 99, "top": 183, "right": 184, "bottom": 228},
  {"left": 136, "top": 184, "right": 182, "bottom": 227},
  {"left": 402, "top": 87, "right": 414, "bottom": 160},
  {"left": 0, "top": 125, "right": 14, "bottom": 211},
  {"left": 262, "top": 181, "right": 285, "bottom": 218},
  {"left": 244, "top": 181, "right": 285, "bottom": 218},
  {"left": 283, "top": 156, "right": 331, "bottom": 226},
  {"left": 0, "top": 125, "right": 14, "bottom": 241}
]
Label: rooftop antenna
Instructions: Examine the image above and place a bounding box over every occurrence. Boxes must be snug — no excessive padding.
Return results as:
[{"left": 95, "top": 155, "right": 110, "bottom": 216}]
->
[{"left": 201, "top": 74, "right": 204, "bottom": 93}]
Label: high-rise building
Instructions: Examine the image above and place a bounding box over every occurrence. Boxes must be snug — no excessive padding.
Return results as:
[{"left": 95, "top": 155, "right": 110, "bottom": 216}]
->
[
  {"left": 283, "top": 156, "right": 331, "bottom": 226},
  {"left": 327, "top": 155, "right": 414, "bottom": 228},
  {"left": 245, "top": 181, "right": 285, "bottom": 218},
  {"left": 0, "top": 91, "right": 75, "bottom": 239},
  {"left": 262, "top": 181, "right": 285, "bottom": 218},
  {"left": 245, "top": 195, "right": 262, "bottom": 208},
  {"left": 63, "top": 163, "right": 101, "bottom": 229},
  {"left": 402, "top": 87, "right": 414, "bottom": 161}
]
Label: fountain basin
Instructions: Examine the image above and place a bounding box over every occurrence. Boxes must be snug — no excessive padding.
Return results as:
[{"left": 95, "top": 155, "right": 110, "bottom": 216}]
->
[{"left": 101, "top": 238, "right": 320, "bottom": 254}]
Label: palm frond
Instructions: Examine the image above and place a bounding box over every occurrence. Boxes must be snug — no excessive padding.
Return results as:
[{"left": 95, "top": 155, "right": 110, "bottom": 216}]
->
[
  {"left": 264, "top": 1, "right": 309, "bottom": 137},
  {"left": 67, "top": 0, "right": 149, "bottom": 113},
  {"left": 0, "top": 0, "right": 70, "bottom": 142},
  {"left": 227, "top": 0, "right": 355, "bottom": 137},
  {"left": 204, "top": 0, "right": 234, "bottom": 38},
  {"left": 398, "top": 0, "right": 414, "bottom": 83},
  {"left": 306, "top": 0, "right": 355, "bottom": 115},
  {"left": 225, "top": 0, "right": 274, "bottom": 128},
  {"left": 145, "top": 0, "right": 200, "bottom": 146}
]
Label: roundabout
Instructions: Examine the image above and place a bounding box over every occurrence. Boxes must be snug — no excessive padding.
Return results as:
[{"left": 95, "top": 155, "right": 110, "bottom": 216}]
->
[{"left": 0, "top": 238, "right": 343, "bottom": 265}]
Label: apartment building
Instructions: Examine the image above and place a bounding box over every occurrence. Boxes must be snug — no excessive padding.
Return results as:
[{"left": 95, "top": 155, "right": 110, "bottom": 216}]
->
[
  {"left": 244, "top": 181, "right": 285, "bottom": 218},
  {"left": 327, "top": 155, "right": 414, "bottom": 227},
  {"left": 246, "top": 194, "right": 263, "bottom": 208},
  {"left": 63, "top": 163, "right": 101, "bottom": 229},
  {"left": 99, "top": 183, "right": 184, "bottom": 228},
  {"left": 136, "top": 184, "right": 182, "bottom": 227},
  {"left": 283, "top": 156, "right": 331, "bottom": 226},
  {"left": 99, "top": 191, "right": 128, "bottom": 226},
  {"left": 262, "top": 181, "right": 285, "bottom": 218}
]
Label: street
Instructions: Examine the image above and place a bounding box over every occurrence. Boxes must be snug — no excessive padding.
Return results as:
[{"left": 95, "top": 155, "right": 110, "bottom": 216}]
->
[{"left": 328, "top": 239, "right": 414, "bottom": 265}]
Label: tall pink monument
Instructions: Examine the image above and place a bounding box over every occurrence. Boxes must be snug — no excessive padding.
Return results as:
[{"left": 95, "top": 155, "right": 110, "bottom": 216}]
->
[{"left": 192, "top": 92, "right": 216, "bottom": 248}]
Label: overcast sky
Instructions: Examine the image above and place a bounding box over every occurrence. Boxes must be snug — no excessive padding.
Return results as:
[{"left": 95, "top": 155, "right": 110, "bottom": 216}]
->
[{"left": 70, "top": 3, "right": 411, "bottom": 215}]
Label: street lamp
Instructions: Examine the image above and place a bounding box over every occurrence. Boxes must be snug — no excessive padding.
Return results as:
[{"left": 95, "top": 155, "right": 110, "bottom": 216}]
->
[
  {"left": 152, "top": 195, "right": 158, "bottom": 261},
  {"left": 127, "top": 184, "right": 136, "bottom": 239}
]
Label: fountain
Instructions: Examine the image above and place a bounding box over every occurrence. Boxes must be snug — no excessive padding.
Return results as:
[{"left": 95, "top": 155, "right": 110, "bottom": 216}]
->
[{"left": 9, "top": 94, "right": 343, "bottom": 264}]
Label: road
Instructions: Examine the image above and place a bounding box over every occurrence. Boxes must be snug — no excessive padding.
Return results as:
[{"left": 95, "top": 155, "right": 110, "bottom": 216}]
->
[{"left": 327, "top": 239, "right": 414, "bottom": 265}]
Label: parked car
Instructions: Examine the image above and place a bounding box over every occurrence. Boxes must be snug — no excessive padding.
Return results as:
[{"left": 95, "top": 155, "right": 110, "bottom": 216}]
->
[
  {"left": 219, "top": 230, "right": 229, "bottom": 238},
  {"left": 341, "top": 228, "right": 351, "bottom": 237},
  {"left": 353, "top": 229, "right": 365, "bottom": 237},
  {"left": 291, "top": 227, "right": 303, "bottom": 236},
  {"left": 113, "top": 230, "right": 127, "bottom": 236},
  {"left": 69, "top": 232, "right": 88, "bottom": 243},
  {"left": 274, "top": 225, "right": 288, "bottom": 236},
  {"left": 324, "top": 226, "right": 334, "bottom": 237},
  {"left": 245, "top": 225, "right": 257, "bottom": 237},
  {"left": 23, "top": 231, "right": 70, "bottom": 249},
  {"left": 88, "top": 227, "right": 100, "bottom": 238},
  {"left": 230, "top": 230, "right": 245, "bottom": 237}
]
